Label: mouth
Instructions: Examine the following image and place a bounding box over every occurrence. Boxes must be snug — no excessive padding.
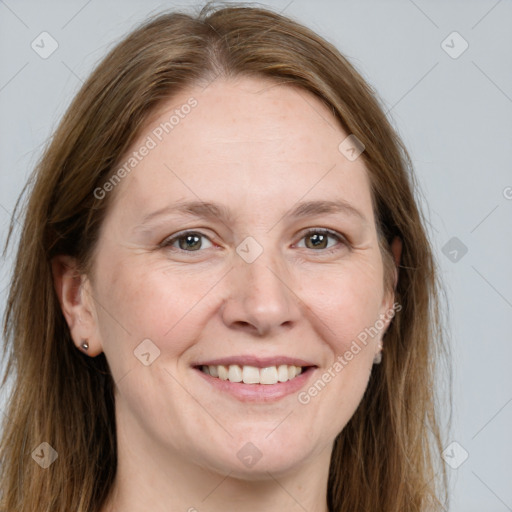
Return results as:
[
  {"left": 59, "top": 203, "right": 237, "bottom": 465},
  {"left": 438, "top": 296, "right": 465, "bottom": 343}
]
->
[
  {"left": 192, "top": 357, "right": 317, "bottom": 402},
  {"left": 196, "top": 363, "right": 309, "bottom": 385}
]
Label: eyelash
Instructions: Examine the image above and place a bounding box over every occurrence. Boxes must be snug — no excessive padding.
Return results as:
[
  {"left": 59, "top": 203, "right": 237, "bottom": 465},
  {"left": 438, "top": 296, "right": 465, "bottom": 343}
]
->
[{"left": 160, "top": 228, "right": 348, "bottom": 256}]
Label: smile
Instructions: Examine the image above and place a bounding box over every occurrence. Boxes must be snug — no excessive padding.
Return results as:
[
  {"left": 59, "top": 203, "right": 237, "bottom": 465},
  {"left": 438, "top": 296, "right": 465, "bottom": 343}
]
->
[
  {"left": 199, "top": 364, "right": 304, "bottom": 385},
  {"left": 192, "top": 356, "right": 317, "bottom": 401}
]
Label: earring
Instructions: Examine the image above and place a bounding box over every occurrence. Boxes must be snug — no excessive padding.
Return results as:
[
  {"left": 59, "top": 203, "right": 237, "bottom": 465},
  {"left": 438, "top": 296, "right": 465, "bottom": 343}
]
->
[
  {"left": 80, "top": 340, "right": 89, "bottom": 351},
  {"left": 373, "top": 343, "right": 383, "bottom": 365}
]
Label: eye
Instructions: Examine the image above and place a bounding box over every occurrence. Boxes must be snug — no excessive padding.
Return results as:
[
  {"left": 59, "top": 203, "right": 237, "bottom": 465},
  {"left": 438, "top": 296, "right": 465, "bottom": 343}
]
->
[
  {"left": 295, "top": 228, "right": 347, "bottom": 252},
  {"left": 160, "top": 228, "right": 347, "bottom": 255},
  {"left": 161, "top": 231, "right": 213, "bottom": 252}
]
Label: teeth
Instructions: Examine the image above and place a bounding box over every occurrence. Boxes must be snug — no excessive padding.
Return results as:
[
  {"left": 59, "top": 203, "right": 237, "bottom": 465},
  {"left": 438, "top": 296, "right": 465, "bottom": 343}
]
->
[
  {"left": 228, "top": 365, "right": 243, "bottom": 382},
  {"left": 243, "top": 365, "right": 260, "bottom": 384},
  {"left": 218, "top": 365, "right": 229, "bottom": 380},
  {"left": 260, "top": 366, "right": 278, "bottom": 384},
  {"left": 277, "top": 364, "right": 289, "bottom": 382},
  {"left": 200, "top": 364, "right": 304, "bottom": 384}
]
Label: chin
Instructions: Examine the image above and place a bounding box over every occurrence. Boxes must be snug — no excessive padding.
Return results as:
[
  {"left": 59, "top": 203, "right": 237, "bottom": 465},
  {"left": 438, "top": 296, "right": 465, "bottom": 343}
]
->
[{"left": 198, "top": 434, "right": 315, "bottom": 479}]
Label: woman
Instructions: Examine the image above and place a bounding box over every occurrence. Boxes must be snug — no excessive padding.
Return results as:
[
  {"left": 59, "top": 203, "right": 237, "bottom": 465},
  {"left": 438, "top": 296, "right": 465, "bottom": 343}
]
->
[{"left": 0, "top": 3, "right": 451, "bottom": 511}]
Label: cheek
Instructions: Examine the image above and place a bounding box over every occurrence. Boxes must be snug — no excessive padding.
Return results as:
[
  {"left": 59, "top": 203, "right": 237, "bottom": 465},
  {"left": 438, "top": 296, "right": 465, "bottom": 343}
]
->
[
  {"left": 95, "top": 257, "right": 215, "bottom": 363},
  {"left": 304, "top": 258, "right": 385, "bottom": 351},
  {"left": 295, "top": 263, "right": 383, "bottom": 436}
]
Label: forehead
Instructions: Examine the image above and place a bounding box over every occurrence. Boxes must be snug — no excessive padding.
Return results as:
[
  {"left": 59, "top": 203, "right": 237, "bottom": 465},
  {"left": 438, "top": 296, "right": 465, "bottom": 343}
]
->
[{"left": 107, "top": 76, "right": 374, "bottom": 225}]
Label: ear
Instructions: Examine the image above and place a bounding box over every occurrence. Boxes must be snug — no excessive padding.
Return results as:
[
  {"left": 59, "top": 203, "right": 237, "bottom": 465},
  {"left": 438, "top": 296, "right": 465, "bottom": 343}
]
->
[
  {"left": 379, "top": 236, "right": 403, "bottom": 335},
  {"left": 51, "top": 254, "right": 102, "bottom": 356},
  {"left": 390, "top": 236, "right": 402, "bottom": 290}
]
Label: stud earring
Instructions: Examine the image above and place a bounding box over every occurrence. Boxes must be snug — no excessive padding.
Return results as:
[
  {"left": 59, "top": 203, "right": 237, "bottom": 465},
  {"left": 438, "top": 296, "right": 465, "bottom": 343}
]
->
[
  {"left": 81, "top": 340, "right": 89, "bottom": 351},
  {"left": 373, "top": 343, "right": 383, "bottom": 365}
]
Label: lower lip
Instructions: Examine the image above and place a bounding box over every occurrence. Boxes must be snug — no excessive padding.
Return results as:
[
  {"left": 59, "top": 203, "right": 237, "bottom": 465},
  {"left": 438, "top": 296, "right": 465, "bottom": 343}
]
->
[{"left": 194, "top": 367, "right": 316, "bottom": 402}]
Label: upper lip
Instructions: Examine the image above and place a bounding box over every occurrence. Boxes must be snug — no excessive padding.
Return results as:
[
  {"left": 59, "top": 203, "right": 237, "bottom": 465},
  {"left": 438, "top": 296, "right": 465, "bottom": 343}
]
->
[{"left": 193, "top": 355, "right": 317, "bottom": 368}]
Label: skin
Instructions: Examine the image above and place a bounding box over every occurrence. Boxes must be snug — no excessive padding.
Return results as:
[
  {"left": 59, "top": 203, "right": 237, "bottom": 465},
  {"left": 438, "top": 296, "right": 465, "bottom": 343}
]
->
[{"left": 53, "top": 76, "right": 401, "bottom": 512}]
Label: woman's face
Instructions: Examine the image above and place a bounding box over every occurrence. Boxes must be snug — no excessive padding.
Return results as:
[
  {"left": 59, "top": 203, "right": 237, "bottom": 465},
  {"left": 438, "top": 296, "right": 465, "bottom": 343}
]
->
[{"left": 83, "top": 76, "right": 396, "bottom": 477}]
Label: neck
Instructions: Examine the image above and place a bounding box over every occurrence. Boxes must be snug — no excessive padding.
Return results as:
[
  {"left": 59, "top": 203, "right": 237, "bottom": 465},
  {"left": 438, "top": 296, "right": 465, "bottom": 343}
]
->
[{"left": 103, "top": 469, "right": 330, "bottom": 512}]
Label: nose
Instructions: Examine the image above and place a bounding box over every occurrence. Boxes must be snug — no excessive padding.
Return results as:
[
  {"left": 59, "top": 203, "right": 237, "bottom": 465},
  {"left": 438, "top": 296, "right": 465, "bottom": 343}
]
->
[{"left": 220, "top": 247, "right": 301, "bottom": 337}]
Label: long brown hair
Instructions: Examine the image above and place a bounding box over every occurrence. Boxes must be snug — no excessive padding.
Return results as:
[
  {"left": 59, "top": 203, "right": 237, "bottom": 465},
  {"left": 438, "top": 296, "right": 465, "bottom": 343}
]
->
[{"left": 1, "top": 3, "right": 451, "bottom": 510}]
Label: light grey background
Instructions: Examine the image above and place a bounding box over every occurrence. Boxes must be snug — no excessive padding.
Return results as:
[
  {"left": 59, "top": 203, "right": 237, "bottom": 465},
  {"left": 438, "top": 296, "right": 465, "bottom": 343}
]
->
[{"left": 1, "top": 1, "right": 511, "bottom": 510}]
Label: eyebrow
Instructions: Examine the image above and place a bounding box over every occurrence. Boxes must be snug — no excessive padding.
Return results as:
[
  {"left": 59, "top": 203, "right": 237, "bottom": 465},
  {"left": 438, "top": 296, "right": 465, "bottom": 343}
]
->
[{"left": 137, "top": 199, "right": 368, "bottom": 228}]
